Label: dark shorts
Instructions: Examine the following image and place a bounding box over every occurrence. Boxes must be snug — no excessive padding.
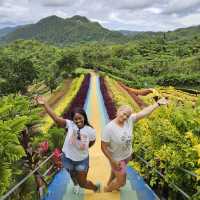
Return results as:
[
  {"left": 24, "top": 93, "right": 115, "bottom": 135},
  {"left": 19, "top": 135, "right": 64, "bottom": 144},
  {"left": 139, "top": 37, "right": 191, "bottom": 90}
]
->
[{"left": 61, "top": 154, "right": 89, "bottom": 172}]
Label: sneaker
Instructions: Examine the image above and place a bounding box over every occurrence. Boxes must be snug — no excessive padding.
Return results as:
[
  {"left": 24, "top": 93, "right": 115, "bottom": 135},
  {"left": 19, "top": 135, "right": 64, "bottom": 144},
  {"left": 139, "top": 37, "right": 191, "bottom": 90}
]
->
[
  {"left": 94, "top": 183, "right": 101, "bottom": 193},
  {"left": 73, "top": 185, "right": 80, "bottom": 195}
]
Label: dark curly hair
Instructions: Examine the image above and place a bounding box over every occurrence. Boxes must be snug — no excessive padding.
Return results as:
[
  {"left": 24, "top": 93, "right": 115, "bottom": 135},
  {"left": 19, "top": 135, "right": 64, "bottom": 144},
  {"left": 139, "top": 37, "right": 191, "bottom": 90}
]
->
[{"left": 70, "top": 107, "right": 92, "bottom": 127}]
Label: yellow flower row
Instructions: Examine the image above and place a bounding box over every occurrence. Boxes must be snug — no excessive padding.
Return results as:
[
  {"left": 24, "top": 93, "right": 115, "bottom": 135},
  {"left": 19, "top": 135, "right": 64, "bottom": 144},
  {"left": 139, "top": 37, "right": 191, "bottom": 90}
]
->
[
  {"left": 40, "top": 75, "right": 84, "bottom": 133},
  {"left": 105, "top": 76, "right": 139, "bottom": 111}
]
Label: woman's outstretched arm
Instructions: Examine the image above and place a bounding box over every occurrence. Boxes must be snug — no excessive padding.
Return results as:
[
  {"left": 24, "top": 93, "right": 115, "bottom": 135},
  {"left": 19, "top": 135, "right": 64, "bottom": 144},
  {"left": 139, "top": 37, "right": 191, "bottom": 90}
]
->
[
  {"left": 36, "top": 96, "right": 66, "bottom": 128},
  {"left": 132, "top": 97, "right": 168, "bottom": 122}
]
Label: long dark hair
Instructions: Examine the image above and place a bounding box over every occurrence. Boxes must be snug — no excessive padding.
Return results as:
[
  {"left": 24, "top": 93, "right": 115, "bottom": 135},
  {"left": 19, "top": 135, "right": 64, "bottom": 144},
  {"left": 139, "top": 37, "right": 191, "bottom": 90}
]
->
[{"left": 70, "top": 107, "right": 92, "bottom": 128}]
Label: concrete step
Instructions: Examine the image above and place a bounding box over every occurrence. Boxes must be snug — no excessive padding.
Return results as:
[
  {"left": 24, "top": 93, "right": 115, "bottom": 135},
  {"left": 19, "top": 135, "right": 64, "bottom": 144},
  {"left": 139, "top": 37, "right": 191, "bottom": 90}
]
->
[
  {"left": 62, "top": 180, "right": 84, "bottom": 200},
  {"left": 84, "top": 190, "right": 120, "bottom": 200},
  {"left": 120, "top": 180, "right": 138, "bottom": 200}
]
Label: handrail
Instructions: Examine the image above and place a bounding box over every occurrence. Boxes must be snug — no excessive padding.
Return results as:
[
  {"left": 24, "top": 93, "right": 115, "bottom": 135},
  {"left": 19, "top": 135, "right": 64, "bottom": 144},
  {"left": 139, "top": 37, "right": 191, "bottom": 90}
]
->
[
  {"left": 135, "top": 154, "right": 191, "bottom": 199},
  {"left": 179, "top": 167, "right": 198, "bottom": 178},
  {"left": 0, "top": 153, "right": 54, "bottom": 200},
  {"left": 43, "top": 165, "right": 54, "bottom": 177}
]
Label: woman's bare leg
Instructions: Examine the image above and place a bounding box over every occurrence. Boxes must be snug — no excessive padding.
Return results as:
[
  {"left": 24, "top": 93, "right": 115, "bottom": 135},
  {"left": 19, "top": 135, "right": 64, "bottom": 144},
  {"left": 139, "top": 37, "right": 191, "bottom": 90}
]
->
[
  {"left": 75, "top": 171, "right": 98, "bottom": 191},
  {"left": 104, "top": 171, "right": 126, "bottom": 192},
  {"left": 69, "top": 170, "right": 78, "bottom": 185},
  {"left": 107, "top": 170, "right": 115, "bottom": 186}
]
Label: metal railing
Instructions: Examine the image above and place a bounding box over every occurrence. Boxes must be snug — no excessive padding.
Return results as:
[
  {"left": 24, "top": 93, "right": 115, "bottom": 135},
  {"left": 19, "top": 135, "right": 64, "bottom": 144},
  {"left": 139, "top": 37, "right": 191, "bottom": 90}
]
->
[
  {"left": 133, "top": 146, "right": 198, "bottom": 199},
  {"left": 0, "top": 153, "right": 54, "bottom": 200}
]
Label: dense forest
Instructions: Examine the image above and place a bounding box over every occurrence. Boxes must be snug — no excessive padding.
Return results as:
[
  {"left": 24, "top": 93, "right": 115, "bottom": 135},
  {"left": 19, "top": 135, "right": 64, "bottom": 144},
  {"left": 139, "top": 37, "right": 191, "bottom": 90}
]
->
[{"left": 1, "top": 30, "right": 200, "bottom": 96}]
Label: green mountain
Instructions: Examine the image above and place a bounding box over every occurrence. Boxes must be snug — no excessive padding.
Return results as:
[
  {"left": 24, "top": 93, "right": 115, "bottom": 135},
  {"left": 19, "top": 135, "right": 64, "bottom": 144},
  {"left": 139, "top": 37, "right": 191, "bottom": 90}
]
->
[
  {"left": 130, "top": 25, "right": 200, "bottom": 41},
  {"left": 119, "top": 30, "right": 142, "bottom": 36},
  {"left": 166, "top": 25, "right": 200, "bottom": 40},
  {"left": 0, "top": 15, "right": 128, "bottom": 45},
  {"left": 1, "top": 15, "right": 200, "bottom": 45},
  {"left": 0, "top": 27, "right": 16, "bottom": 38}
]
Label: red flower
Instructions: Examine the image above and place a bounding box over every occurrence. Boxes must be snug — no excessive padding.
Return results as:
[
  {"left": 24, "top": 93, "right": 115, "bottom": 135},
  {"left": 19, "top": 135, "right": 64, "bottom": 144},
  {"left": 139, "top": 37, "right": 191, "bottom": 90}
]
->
[
  {"left": 39, "top": 141, "right": 49, "bottom": 152},
  {"left": 53, "top": 148, "right": 62, "bottom": 159}
]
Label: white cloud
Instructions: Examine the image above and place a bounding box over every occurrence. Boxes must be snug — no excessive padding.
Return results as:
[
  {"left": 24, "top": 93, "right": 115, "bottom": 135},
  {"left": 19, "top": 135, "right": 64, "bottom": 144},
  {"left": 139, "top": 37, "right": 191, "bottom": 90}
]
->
[
  {"left": 0, "top": 2, "right": 31, "bottom": 26},
  {"left": 0, "top": 0, "right": 4, "bottom": 5},
  {"left": 0, "top": 0, "right": 200, "bottom": 31},
  {"left": 162, "top": 0, "right": 200, "bottom": 15},
  {"left": 110, "top": 0, "right": 160, "bottom": 10},
  {"left": 176, "top": 13, "right": 200, "bottom": 26},
  {"left": 40, "top": 0, "right": 75, "bottom": 7},
  {"left": 144, "top": 7, "right": 162, "bottom": 14}
]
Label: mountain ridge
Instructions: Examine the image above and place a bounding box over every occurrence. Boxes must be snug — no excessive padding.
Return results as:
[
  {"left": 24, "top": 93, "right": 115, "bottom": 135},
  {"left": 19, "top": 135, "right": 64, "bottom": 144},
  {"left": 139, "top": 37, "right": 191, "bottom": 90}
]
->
[{"left": 1, "top": 15, "right": 200, "bottom": 45}]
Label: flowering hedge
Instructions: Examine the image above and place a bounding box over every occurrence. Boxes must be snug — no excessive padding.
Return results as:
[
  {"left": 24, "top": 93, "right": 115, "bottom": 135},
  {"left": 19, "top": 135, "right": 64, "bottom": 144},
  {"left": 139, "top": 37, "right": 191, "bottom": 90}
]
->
[
  {"left": 99, "top": 76, "right": 116, "bottom": 120},
  {"left": 105, "top": 76, "right": 139, "bottom": 112},
  {"left": 119, "top": 81, "right": 152, "bottom": 109},
  {"left": 41, "top": 75, "right": 85, "bottom": 133},
  {"left": 63, "top": 74, "right": 91, "bottom": 119}
]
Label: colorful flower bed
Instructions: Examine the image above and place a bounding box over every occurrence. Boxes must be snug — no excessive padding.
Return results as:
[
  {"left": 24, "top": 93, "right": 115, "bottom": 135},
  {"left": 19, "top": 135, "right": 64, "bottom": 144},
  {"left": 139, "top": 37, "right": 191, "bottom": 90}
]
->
[
  {"left": 41, "top": 75, "right": 84, "bottom": 133},
  {"left": 118, "top": 82, "right": 152, "bottom": 109},
  {"left": 63, "top": 74, "right": 91, "bottom": 119},
  {"left": 99, "top": 76, "right": 116, "bottom": 120}
]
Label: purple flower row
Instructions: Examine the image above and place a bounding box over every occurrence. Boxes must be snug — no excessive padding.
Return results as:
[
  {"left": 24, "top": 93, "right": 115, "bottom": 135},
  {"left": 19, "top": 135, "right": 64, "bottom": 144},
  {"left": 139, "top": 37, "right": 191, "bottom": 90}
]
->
[
  {"left": 99, "top": 76, "right": 117, "bottom": 120},
  {"left": 63, "top": 74, "right": 91, "bottom": 119}
]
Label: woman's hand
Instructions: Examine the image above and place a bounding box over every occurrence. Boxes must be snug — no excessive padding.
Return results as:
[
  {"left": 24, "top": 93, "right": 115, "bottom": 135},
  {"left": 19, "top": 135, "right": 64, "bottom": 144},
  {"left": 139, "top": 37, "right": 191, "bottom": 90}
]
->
[
  {"left": 157, "top": 97, "right": 168, "bottom": 106},
  {"left": 34, "top": 95, "right": 66, "bottom": 127},
  {"left": 132, "top": 97, "right": 169, "bottom": 122},
  {"left": 110, "top": 159, "right": 121, "bottom": 170},
  {"left": 35, "top": 96, "right": 46, "bottom": 105}
]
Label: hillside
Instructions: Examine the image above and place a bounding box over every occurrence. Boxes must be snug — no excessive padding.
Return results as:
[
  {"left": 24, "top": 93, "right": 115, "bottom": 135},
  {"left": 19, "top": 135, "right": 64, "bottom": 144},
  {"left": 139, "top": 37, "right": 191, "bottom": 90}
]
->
[
  {"left": 0, "top": 15, "right": 128, "bottom": 45},
  {"left": 130, "top": 25, "right": 200, "bottom": 41},
  {"left": 1, "top": 15, "right": 200, "bottom": 45},
  {"left": 0, "top": 27, "right": 16, "bottom": 38}
]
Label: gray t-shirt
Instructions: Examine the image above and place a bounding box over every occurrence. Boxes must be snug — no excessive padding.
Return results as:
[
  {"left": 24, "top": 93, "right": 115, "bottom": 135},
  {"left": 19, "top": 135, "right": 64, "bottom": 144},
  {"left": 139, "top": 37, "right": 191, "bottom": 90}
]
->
[
  {"left": 62, "top": 120, "right": 96, "bottom": 161},
  {"left": 101, "top": 114, "right": 136, "bottom": 161}
]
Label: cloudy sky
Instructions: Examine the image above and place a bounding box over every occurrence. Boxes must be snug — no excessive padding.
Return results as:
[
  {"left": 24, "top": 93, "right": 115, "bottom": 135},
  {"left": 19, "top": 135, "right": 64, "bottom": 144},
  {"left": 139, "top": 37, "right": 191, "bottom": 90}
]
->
[{"left": 0, "top": 0, "right": 200, "bottom": 31}]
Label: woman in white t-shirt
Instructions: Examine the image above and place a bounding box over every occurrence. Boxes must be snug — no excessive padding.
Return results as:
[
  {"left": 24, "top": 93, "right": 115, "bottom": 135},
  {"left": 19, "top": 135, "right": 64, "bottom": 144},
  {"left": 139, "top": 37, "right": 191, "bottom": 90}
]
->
[
  {"left": 36, "top": 96, "right": 100, "bottom": 193},
  {"left": 101, "top": 97, "right": 168, "bottom": 192}
]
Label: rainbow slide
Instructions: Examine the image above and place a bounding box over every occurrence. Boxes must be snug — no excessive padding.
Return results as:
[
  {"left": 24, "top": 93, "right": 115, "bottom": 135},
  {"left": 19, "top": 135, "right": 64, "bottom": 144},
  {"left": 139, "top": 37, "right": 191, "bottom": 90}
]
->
[{"left": 43, "top": 74, "right": 159, "bottom": 200}]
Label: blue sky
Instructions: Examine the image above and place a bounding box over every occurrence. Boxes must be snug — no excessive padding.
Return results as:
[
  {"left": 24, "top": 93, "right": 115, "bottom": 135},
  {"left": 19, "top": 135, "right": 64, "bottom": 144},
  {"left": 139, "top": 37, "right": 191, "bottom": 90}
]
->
[{"left": 0, "top": 0, "right": 200, "bottom": 31}]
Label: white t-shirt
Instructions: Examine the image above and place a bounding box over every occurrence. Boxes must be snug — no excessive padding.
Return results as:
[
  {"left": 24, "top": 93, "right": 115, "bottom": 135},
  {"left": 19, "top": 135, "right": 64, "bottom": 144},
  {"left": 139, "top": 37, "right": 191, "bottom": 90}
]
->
[
  {"left": 62, "top": 119, "right": 96, "bottom": 161},
  {"left": 101, "top": 114, "right": 136, "bottom": 161}
]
